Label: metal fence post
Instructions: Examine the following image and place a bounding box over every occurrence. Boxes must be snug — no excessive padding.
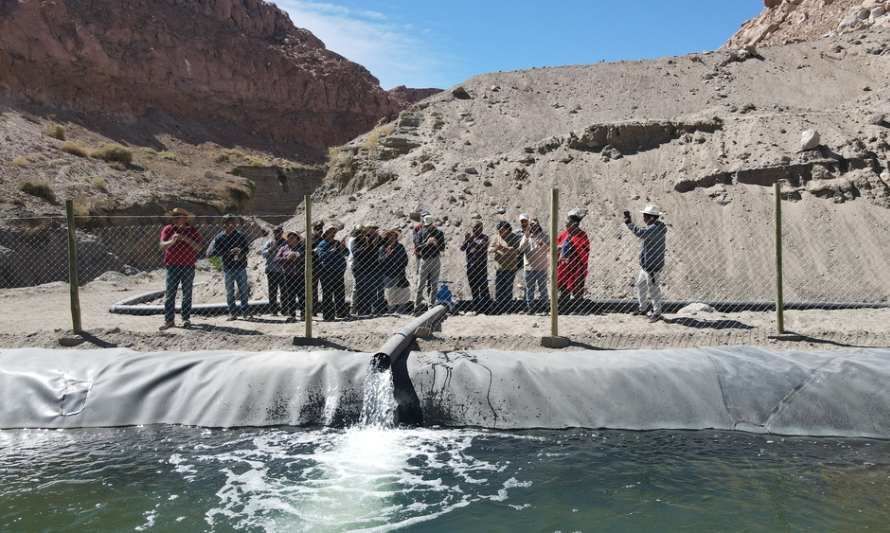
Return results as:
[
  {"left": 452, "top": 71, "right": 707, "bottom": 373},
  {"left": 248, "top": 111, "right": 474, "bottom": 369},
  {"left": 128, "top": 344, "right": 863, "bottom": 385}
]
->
[
  {"left": 304, "top": 194, "right": 314, "bottom": 340},
  {"left": 542, "top": 188, "right": 568, "bottom": 348},
  {"left": 774, "top": 181, "right": 785, "bottom": 334},
  {"left": 65, "top": 200, "right": 82, "bottom": 333}
]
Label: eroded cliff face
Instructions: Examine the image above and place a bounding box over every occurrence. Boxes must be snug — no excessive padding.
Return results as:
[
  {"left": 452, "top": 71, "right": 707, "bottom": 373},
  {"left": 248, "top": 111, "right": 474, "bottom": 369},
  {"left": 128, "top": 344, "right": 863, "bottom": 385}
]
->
[
  {"left": 0, "top": 0, "right": 401, "bottom": 157},
  {"left": 727, "top": 0, "right": 890, "bottom": 48}
]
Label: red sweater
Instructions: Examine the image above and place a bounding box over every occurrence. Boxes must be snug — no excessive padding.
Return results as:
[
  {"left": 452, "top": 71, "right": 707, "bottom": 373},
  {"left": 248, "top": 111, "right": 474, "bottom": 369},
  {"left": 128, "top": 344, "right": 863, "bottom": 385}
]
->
[
  {"left": 160, "top": 224, "right": 202, "bottom": 266},
  {"left": 556, "top": 229, "right": 590, "bottom": 294}
]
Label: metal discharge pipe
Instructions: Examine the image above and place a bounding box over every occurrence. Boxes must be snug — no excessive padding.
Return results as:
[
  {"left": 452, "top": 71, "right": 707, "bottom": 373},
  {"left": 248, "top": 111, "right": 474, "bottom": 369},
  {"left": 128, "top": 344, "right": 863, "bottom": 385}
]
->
[{"left": 371, "top": 304, "right": 449, "bottom": 426}]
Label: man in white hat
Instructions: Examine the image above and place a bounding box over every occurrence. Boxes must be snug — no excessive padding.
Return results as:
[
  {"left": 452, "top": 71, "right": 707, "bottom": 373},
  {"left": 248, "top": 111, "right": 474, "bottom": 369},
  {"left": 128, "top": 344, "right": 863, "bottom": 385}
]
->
[
  {"left": 412, "top": 214, "right": 445, "bottom": 313},
  {"left": 624, "top": 204, "right": 668, "bottom": 322}
]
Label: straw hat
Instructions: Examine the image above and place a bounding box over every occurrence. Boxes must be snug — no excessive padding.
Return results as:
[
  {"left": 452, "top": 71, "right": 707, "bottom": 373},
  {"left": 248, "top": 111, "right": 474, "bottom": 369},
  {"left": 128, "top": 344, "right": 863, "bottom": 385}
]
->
[
  {"left": 168, "top": 207, "right": 192, "bottom": 219},
  {"left": 641, "top": 204, "right": 664, "bottom": 216}
]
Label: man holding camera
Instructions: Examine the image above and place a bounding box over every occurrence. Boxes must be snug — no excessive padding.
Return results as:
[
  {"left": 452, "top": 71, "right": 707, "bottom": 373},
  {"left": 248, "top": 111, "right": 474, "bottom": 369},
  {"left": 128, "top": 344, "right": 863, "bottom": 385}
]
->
[
  {"left": 209, "top": 214, "right": 251, "bottom": 320},
  {"left": 624, "top": 204, "right": 668, "bottom": 323}
]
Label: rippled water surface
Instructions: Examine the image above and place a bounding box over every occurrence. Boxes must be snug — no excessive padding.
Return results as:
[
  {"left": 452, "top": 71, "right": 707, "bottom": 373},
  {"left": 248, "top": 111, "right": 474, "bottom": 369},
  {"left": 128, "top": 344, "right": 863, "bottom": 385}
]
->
[{"left": 2, "top": 426, "right": 889, "bottom": 532}]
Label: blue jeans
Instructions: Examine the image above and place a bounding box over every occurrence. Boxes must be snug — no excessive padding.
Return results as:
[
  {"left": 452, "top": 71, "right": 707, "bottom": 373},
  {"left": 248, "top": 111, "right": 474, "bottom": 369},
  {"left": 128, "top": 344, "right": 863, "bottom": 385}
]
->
[
  {"left": 524, "top": 270, "right": 547, "bottom": 311},
  {"left": 225, "top": 268, "right": 250, "bottom": 316},
  {"left": 164, "top": 266, "right": 195, "bottom": 323}
]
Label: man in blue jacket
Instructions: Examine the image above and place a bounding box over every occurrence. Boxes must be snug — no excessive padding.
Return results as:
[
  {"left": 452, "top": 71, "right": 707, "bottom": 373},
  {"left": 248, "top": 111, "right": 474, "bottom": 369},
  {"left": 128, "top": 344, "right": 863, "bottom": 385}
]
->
[
  {"left": 316, "top": 225, "right": 349, "bottom": 320},
  {"left": 209, "top": 214, "right": 251, "bottom": 320},
  {"left": 624, "top": 204, "right": 668, "bottom": 322}
]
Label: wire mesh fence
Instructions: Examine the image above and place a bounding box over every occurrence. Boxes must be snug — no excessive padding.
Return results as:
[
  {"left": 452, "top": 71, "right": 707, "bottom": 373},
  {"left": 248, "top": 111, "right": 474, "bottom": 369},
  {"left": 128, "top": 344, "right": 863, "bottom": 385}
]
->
[{"left": 0, "top": 189, "right": 888, "bottom": 347}]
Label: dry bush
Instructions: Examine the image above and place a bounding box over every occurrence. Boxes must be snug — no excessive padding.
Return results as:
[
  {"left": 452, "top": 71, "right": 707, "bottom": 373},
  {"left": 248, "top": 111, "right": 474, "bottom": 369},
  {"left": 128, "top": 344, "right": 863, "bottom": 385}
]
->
[
  {"left": 61, "top": 141, "right": 89, "bottom": 157},
  {"left": 45, "top": 124, "right": 66, "bottom": 141},
  {"left": 91, "top": 143, "right": 133, "bottom": 165},
  {"left": 361, "top": 123, "right": 395, "bottom": 153},
  {"left": 245, "top": 155, "right": 272, "bottom": 167},
  {"left": 91, "top": 176, "right": 108, "bottom": 192},
  {"left": 19, "top": 181, "right": 58, "bottom": 204},
  {"left": 12, "top": 155, "right": 29, "bottom": 167},
  {"left": 215, "top": 148, "right": 247, "bottom": 163}
]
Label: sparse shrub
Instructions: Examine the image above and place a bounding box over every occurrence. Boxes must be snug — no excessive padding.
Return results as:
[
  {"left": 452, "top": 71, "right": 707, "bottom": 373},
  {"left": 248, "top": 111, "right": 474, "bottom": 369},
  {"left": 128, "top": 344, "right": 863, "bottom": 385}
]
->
[
  {"left": 215, "top": 148, "right": 247, "bottom": 164},
  {"left": 61, "top": 141, "right": 89, "bottom": 158},
  {"left": 91, "top": 176, "right": 108, "bottom": 192},
  {"left": 19, "top": 181, "right": 58, "bottom": 204},
  {"left": 157, "top": 151, "right": 179, "bottom": 161},
  {"left": 45, "top": 124, "right": 66, "bottom": 141},
  {"left": 245, "top": 155, "right": 272, "bottom": 167},
  {"left": 12, "top": 155, "right": 29, "bottom": 167},
  {"left": 91, "top": 143, "right": 133, "bottom": 165},
  {"left": 362, "top": 123, "right": 395, "bottom": 153}
]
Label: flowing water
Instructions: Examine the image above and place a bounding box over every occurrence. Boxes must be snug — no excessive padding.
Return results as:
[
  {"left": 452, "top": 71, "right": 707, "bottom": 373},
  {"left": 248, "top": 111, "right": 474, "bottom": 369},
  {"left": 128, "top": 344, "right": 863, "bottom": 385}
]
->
[{"left": 2, "top": 425, "right": 889, "bottom": 532}]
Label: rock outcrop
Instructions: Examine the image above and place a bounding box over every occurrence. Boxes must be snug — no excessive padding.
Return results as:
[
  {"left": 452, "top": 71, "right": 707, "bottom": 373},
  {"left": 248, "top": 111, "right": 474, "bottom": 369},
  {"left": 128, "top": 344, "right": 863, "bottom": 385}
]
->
[
  {"left": 0, "top": 0, "right": 402, "bottom": 157},
  {"left": 727, "top": 0, "right": 890, "bottom": 48},
  {"left": 387, "top": 86, "right": 443, "bottom": 107}
]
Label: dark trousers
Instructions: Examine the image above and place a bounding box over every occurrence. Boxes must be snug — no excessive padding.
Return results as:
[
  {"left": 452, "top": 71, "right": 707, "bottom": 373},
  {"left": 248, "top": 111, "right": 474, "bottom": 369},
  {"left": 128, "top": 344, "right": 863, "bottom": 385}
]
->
[
  {"left": 266, "top": 271, "right": 284, "bottom": 313},
  {"left": 352, "top": 269, "right": 374, "bottom": 316},
  {"left": 281, "top": 274, "right": 304, "bottom": 318},
  {"left": 494, "top": 269, "right": 517, "bottom": 314},
  {"left": 321, "top": 271, "right": 347, "bottom": 320},
  {"left": 467, "top": 261, "right": 491, "bottom": 313},
  {"left": 164, "top": 265, "right": 195, "bottom": 323}
]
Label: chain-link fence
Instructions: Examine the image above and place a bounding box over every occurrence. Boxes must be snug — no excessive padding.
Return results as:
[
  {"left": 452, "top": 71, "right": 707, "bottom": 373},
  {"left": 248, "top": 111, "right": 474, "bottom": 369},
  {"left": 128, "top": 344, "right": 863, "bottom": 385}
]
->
[{"left": 1, "top": 189, "right": 889, "bottom": 348}]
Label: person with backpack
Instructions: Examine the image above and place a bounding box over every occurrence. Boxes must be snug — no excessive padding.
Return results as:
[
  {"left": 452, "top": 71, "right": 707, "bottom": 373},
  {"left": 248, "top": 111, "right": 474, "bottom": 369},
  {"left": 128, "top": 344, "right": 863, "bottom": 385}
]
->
[{"left": 625, "top": 204, "right": 668, "bottom": 322}]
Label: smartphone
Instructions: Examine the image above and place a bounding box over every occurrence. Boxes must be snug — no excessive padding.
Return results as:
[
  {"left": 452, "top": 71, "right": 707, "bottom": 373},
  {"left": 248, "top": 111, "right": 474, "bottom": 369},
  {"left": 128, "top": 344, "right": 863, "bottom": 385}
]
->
[{"left": 623, "top": 210, "right": 631, "bottom": 218}]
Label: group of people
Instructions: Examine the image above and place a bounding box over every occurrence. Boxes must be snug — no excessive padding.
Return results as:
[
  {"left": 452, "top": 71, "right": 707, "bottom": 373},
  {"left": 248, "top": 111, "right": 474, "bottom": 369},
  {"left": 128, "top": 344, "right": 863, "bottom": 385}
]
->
[{"left": 157, "top": 203, "right": 668, "bottom": 330}]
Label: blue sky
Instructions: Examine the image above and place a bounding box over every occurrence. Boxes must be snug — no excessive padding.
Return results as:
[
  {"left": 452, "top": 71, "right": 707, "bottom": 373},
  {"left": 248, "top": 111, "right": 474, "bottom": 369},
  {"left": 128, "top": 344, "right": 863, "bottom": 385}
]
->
[{"left": 276, "top": 1, "right": 764, "bottom": 89}]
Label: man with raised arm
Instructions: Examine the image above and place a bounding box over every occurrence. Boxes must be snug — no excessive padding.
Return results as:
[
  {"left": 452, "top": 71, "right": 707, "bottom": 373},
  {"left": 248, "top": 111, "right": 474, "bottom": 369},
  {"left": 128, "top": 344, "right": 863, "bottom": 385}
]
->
[
  {"left": 159, "top": 208, "right": 203, "bottom": 330},
  {"left": 624, "top": 204, "right": 668, "bottom": 323}
]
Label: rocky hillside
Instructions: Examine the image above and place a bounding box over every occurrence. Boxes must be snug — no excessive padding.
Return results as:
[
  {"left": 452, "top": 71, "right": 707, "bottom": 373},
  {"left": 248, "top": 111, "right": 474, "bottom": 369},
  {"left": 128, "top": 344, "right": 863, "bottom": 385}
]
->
[
  {"left": 315, "top": 28, "right": 890, "bottom": 302},
  {"left": 0, "top": 0, "right": 401, "bottom": 157},
  {"left": 727, "top": 0, "right": 890, "bottom": 48}
]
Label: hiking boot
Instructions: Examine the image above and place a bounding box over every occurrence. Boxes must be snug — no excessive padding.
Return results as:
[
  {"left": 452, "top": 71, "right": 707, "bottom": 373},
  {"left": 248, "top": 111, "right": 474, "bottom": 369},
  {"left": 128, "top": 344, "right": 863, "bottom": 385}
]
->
[
  {"left": 648, "top": 313, "right": 662, "bottom": 323},
  {"left": 159, "top": 321, "right": 175, "bottom": 331},
  {"left": 284, "top": 316, "right": 296, "bottom": 323},
  {"left": 182, "top": 320, "right": 192, "bottom": 329},
  {"left": 227, "top": 314, "right": 238, "bottom": 321},
  {"left": 632, "top": 307, "right": 650, "bottom": 316}
]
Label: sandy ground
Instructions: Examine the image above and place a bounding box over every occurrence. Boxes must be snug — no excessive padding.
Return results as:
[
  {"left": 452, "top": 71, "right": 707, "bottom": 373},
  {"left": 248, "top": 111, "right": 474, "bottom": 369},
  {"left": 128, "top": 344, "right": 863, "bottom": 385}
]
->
[{"left": 1, "top": 276, "right": 889, "bottom": 353}]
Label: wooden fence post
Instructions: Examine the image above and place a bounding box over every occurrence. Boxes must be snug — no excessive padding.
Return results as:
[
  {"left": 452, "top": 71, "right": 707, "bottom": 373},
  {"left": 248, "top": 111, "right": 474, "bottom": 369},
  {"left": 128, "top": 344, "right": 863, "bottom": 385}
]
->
[{"left": 65, "top": 200, "right": 82, "bottom": 333}]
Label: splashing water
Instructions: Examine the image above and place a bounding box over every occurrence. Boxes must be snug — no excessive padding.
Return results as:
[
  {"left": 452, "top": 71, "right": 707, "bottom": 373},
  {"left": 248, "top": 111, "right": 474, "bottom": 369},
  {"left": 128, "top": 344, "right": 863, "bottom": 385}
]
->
[{"left": 359, "top": 368, "right": 397, "bottom": 428}]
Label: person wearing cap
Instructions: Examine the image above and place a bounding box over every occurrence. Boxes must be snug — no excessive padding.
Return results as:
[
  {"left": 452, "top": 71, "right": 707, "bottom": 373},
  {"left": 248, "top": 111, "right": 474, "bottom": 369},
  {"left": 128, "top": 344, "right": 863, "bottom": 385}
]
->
[
  {"left": 208, "top": 214, "right": 251, "bottom": 320},
  {"left": 460, "top": 221, "right": 492, "bottom": 314},
  {"left": 274, "top": 231, "right": 305, "bottom": 322},
  {"left": 518, "top": 218, "right": 549, "bottom": 313},
  {"left": 516, "top": 214, "right": 530, "bottom": 240},
  {"left": 260, "top": 226, "right": 287, "bottom": 315},
  {"left": 490, "top": 221, "right": 522, "bottom": 314},
  {"left": 316, "top": 225, "right": 349, "bottom": 320},
  {"left": 624, "top": 204, "right": 668, "bottom": 322},
  {"left": 378, "top": 229, "right": 411, "bottom": 314},
  {"left": 351, "top": 225, "right": 378, "bottom": 317},
  {"left": 158, "top": 208, "right": 203, "bottom": 330},
  {"left": 413, "top": 214, "right": 446, "bottom": 313},
  {"left": 556, "top": 209, "right": 590, "bottom": 311}
]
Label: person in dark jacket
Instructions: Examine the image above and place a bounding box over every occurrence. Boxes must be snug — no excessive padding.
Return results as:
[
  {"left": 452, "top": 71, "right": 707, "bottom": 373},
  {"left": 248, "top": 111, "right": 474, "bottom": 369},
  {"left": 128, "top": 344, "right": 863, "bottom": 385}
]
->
[
  {"left": 260, "top": 226, "right": 286, "bottom": 315},
  {"left": 378, "top": 229, "right": 411, "bottom": 314},
  {"left": 316, "top": 225, "right": 349, "bottom": 321},
  {"left": 275, "top": 231, "right": 305, "bottom": 322},
  {"left": 351, "top": 227, "right": 378, "bottom": 317},
  {"left": 209, "top": 214, "right": 251, "bottom": 320},
  {"left": 413, "top": 215, "right": 446, "bottom": 313},
  {"left": 460, "top": 221, "right": 492, "bottom": 313},
  {"left": 624, "top": 204, "right": 668, "bottom": 322}
]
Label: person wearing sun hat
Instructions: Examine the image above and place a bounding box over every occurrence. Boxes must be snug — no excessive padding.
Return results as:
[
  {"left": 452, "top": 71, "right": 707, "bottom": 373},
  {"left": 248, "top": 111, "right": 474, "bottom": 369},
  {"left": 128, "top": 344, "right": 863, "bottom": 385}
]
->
[
  {"left": 158, "top": 207, "right": 203, "bottom": 330},
  {"left": 556, "top": 208, "right": 590, "bottom": 312},
  {"left": 624, "top": 204, "right": 668, "bottom": 322}
]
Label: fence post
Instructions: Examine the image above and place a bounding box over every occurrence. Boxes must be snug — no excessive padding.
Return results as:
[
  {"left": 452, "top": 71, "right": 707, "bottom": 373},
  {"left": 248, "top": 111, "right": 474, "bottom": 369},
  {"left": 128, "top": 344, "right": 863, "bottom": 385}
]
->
[
  {"left": 774, "top": 181, "right": 785, "bottom": 334},
  {"left": 303, "top": 194, "right": 314, "bottom": 340},
  {"left": 65, "top": 200, "right": 82, "bottom": 333},
  {"left": 542, "top": 188, "right": 568, "bottom": 348}
]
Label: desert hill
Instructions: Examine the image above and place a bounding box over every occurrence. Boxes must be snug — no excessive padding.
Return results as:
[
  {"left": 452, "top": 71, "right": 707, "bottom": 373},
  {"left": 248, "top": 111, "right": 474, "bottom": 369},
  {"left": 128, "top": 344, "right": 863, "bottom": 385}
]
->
[
  {"left": 312, "top": 25, "right": 890, "bottom": 303},
  {"left": 727, "top": 0, "right": 889, "bottom": 48}
]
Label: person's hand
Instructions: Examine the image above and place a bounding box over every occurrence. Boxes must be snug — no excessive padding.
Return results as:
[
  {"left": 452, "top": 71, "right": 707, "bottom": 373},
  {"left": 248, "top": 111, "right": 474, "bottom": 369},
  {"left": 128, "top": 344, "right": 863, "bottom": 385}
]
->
[
  {"left": 427, "top": 237, "right": 437, "bottom": 246},
  {"left": 170, "top": 233, "right": 181, "bottom": 244},
  {"left": 231, "top": 247, "right": 241, "bottom": 255}
]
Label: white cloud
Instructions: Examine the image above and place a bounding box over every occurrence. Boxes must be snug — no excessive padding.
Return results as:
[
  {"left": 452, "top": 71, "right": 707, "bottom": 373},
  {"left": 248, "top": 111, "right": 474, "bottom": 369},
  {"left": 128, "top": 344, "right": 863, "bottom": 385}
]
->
[{"left": 275, "top": 1, "right": 448, "bottom": 89}]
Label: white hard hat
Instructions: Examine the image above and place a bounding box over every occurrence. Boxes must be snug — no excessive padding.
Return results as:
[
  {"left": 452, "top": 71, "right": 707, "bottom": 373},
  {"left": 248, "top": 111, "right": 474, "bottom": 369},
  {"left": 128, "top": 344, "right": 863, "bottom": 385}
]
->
[
  {"left": 566, "top": 208, "right": 587, "bottom": 220},
  {"left": 422, "top": 214, "right": 434, "bottom": 226},
  {"left": 640, "top": 204, "right": 664, "bottom": 216},
  {"left": 518, "top": 213, "right": 530, "bottom": 222}
]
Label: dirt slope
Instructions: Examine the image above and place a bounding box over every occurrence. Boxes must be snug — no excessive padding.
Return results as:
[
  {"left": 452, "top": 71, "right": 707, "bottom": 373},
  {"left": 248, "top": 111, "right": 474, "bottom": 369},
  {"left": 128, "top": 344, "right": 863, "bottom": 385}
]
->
[{"left": 313, "top": 29, "right": 890, "bottom": 303}]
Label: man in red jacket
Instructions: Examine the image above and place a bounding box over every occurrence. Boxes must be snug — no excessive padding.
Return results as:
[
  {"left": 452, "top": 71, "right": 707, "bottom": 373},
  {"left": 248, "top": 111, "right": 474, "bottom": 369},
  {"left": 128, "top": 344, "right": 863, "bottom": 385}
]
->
[
  {"left": 556, "top": 209, "right": 589, "bottom": 312},
  {"left": 159, "top": 208, "right": 203, "bottom": 330}
]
